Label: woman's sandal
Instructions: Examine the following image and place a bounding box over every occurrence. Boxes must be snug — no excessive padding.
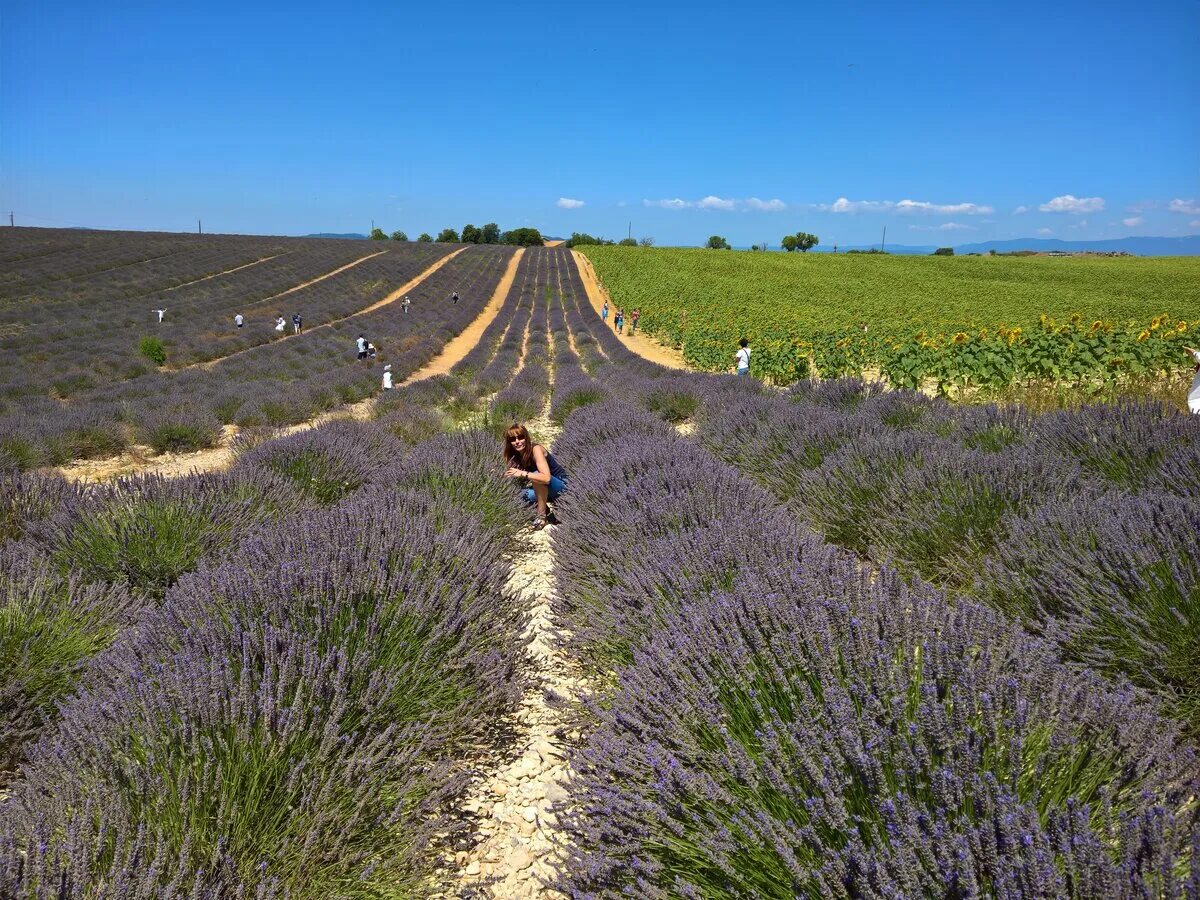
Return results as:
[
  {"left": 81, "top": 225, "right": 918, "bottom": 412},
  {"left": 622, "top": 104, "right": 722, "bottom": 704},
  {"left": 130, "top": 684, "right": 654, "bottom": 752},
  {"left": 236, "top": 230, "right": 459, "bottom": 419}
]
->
[{"left": 532, "top": 515, "right": 547, "bottom": 531}]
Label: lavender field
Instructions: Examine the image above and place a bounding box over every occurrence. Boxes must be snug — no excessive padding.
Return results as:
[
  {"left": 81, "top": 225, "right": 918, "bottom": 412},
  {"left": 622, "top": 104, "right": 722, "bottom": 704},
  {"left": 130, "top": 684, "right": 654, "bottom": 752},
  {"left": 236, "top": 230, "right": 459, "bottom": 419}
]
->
[{"left": 1, "top": 241, "right": 1198, "bottom": 898}]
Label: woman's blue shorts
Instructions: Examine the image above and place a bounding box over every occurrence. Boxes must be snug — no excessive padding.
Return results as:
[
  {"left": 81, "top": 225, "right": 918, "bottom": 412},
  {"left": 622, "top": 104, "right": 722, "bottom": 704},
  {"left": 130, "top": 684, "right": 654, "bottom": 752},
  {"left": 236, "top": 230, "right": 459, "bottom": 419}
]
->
[{"left": 522, "top": 476, "right": 566, "bottom": 505}]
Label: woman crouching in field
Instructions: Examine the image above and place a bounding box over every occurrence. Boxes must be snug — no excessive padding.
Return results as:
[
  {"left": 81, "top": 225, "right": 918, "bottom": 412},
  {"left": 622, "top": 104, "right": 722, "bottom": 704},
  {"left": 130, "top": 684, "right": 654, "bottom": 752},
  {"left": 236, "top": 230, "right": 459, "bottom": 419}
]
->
[{"left": 503, "top": 424, "right": 567, "bottom": 530}]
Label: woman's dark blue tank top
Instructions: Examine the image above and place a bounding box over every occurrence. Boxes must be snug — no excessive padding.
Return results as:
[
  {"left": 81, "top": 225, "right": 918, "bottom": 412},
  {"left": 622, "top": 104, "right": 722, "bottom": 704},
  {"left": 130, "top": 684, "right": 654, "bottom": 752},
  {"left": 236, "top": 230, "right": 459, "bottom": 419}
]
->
[{"left": 516, "top": 447, "right": 567, "bottom": 481}]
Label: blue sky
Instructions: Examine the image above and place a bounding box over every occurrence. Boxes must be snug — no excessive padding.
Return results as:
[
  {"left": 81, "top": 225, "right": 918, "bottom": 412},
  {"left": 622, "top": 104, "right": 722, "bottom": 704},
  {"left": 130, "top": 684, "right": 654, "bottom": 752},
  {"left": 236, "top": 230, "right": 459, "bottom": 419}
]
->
[{"left": 3, "top": 0, "right": 1197, "bottom": 246}]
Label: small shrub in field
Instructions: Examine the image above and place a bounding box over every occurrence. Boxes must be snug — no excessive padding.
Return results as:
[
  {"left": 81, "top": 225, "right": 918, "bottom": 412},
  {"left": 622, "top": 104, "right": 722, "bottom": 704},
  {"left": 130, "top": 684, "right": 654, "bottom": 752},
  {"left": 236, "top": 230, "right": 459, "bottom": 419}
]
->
[
  {"left": 551, "top": 386, "right": 605, "bottom": 424},
  {"left": 139, "top": 406, "right": 222, "bottom": 454},
  {"left": 376, "top": 403, "right": 451, "bottom": 446},
  {"left": 49, "top": 473, "right": 290, "bottom": 599},
  {"left": 0, "top": 545, "right": 139, "bottom": 777},
  {"left": 0, "top": 435, "right": 40, "bottom": 472},
  {"left": 237, "top": 422, "right": 400, "bottom": 506},
  {"left": 0, "top": 473, "right": 78, "bottom": 545},
  {"left": 138, "top": 336, "right": 166, "bottom": 366},
  {"left": 642, "top": 388, "right": 699, "bottom": 423}
]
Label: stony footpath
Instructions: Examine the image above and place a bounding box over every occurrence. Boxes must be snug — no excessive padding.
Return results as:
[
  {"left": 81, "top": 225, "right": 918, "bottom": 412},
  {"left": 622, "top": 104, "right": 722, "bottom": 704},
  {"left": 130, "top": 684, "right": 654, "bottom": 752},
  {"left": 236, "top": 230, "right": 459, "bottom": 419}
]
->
[{"left": 439, "top": 410, "right": 581, "bottom": 898}]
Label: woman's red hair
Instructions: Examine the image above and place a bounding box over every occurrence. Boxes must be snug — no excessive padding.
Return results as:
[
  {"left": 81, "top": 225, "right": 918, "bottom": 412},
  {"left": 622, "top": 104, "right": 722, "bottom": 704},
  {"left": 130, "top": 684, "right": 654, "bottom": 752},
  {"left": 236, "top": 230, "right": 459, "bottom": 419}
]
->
[{"left": 503, "top": 424, "right": 535, "bottom": 471}]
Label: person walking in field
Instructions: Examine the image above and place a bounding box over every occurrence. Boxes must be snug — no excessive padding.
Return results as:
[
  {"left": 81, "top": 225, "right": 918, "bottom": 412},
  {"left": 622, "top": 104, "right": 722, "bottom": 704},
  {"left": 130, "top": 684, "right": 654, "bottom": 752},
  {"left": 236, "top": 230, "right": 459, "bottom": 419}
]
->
[
  {"left": 615, "top": 308, "right": 625, "bottom": 334},
  {"left": 155, "top": 308, "right": 165, "bottom": 324},
  {"left": 402, "top": 295, "right": 411, "bottom": 314},
  {"left": 503, "top": 424, "right": 568, "bottom": 531},
  {"left": 630, "top": 308, "right": 641, "bottom": 335},
  {"left": 452, "top": 290, "right": 459, "bottom": 305},
  {"left": 382, "top": 364, "right": 393, "bottom": 390},
  {"left": 356, "top": 334, "right": 368, "bottom": 360},
  {"left": 275, "top": 315, "right": 287, "bottom": 333},
  {"left": 367, "top": 341, "right": 377, "bottom": 360},
  {"left": 734, "top": 338, "right": 751, "bottom": 376},
  {"left": 601, "top": 301, "right": 609, "bottom": 325},
  {"left": 234, "top": 313, "right": 244, "bottom": 328},
  {"left": 1186, "top": 345, "right": 1200, "bottom": 413},
  {"left": 292, "top": 313, "right": 302, "bottom": 334}
]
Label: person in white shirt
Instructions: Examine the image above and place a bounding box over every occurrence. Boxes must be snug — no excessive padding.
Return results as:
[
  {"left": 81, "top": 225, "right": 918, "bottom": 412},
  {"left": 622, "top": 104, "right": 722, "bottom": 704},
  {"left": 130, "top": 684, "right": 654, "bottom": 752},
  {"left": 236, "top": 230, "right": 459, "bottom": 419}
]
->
[
  {"left": 402, "top": 296, "right": 411, "bottom": 314},
  {"left": 275, "top": 316, "right": 286, "bottom": 333},
  {"left": 234, "top": 313, "right": 244, "bottom": 328},
  {"left": 356, "top": 334, "right": 368, "bottom": 359},
  {"left": 382, "top": 364, "right": 393, "bottom": 390},
  {"left": 1185, "top": 346, "right": 1200, "bottom": 414},
  {"left": 734, "top": 338, "right": 751, "bottom": 376},
  {"left": 155, "top": 308, "right": 165, "bottom": 323}
]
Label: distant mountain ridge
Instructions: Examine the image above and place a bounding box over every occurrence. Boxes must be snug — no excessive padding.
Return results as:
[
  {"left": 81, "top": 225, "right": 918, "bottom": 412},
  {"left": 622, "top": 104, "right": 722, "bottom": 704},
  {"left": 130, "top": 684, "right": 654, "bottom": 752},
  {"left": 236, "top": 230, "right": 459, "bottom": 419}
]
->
[{"left": 819, "top": 235, "right": 1200, "bottom": 256}]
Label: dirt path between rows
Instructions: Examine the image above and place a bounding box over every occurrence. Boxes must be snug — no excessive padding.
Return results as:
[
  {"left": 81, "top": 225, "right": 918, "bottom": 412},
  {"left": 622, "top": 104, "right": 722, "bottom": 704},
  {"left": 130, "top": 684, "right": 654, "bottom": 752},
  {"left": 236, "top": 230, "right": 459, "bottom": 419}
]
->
[
  {"left": 570, "top": 250, "right": 688, "bottom": 370},
  {"left": 243, "top": 249, "right": 388, "bottom": 309},
  {"left": 402, "top": 248, "right": 525, "bottom": 386},
  {"left": 159, "top": 253, "right": 283, "bottom": 295}
]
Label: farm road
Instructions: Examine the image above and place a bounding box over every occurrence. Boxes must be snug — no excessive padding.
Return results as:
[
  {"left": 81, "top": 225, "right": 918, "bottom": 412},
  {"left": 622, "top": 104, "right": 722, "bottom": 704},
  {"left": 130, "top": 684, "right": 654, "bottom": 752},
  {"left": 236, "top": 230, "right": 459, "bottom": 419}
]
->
[{"left": 571, "top": 249, "right": 688, "bottom": 370}]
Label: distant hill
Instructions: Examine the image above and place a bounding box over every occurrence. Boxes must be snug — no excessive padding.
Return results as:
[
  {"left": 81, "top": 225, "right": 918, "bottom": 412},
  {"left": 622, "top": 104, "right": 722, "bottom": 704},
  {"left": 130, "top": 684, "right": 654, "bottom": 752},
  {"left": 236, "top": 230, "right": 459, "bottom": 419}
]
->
[
  {"left": 821, "top": 235, "right": 1200, "bottom": 256},
  {"left": 303, "top": 232, "right": 369, "bottom": 240}
]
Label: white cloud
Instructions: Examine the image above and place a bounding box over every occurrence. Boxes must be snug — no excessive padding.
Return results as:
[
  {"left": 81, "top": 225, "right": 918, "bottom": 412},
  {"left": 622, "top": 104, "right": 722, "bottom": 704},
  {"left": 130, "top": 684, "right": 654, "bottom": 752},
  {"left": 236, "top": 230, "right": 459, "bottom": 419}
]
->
[
  {"left": 1039, "top": 194, "right": 1105, "bottom": 213},
  {"left": 819, "top": 196, "right": 991, "bottom": 214},
  {"left": 1122, "top": 216, "right": 1144, "bottom": 227},
  {"left": 1070, "top": 219, "right": 1090, "bottom": 230},
  {"left": 555, "top": 197, "right": 585, "bottom": 209},
  {"left": 820, "top": 197, "right": 892, "bottom": 213},
  {"left": 1037, "top": 228, "right": 1053, "bottom": 235},
  {"left": 1191, "top": 220, "right": 1200, "bottom": 228},
  {"left": 1013, "top": 205, "right": 1029, "bottom": 214},
  {"left": 895, "top": 199, "right": 994, "bottom": 215},
  {"left": 616, "top": 200, "right": 628, "bottom": 208},
  {"left": 909, "top": 222, "right": 974, "bottom": 231},
  {"left": 744, "top": 197, "right": 787, "bottom": 212},
  {"left": 1168, "top": 198, "right": 1200, "bottom": 215},
  {"left": 642, "top": 196, "right": 788, "bottom": 212}
]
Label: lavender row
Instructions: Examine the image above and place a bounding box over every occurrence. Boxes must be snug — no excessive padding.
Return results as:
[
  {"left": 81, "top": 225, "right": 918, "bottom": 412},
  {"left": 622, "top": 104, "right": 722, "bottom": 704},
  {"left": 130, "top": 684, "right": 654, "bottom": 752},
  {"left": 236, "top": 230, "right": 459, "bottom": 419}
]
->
[
  {"left": 548, "top": 397, "right": 1200, "bottom": 898},
  {"left": 1, "top": 419, "right": 529, "bottom": 896}
]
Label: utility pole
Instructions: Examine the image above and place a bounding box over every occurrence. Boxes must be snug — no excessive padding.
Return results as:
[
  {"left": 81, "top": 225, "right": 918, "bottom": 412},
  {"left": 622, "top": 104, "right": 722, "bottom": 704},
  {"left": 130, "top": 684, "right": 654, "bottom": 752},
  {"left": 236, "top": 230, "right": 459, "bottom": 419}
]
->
[
  {"left": 881, "top": 226, "right": 887, "bottom": 253},
  {"left": 198, "top": 219, "right": 202, "bottom": 234},
  {"left": 9, "top": 212, "right": 13, "bottom": 227},
  {"left": 627, "top": 220, "right": 632, "bottom": 241}
]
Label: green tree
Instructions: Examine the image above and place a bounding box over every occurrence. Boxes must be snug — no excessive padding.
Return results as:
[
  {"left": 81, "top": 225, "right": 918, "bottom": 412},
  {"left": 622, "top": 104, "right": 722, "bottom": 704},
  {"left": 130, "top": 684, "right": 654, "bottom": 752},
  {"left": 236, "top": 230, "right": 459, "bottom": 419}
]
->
[
  {"left": 436, "top": 228, "right": 460, "bottom": 243},
  {"left": 370, "top": 227, "right": 387, "bottom": 241},
  {"left": 417, "top": 233, "right": 433, "bottom": 243},
  {"left": 391, "top": 230, "right": 408, "bottom": 241},
  {"left": 933, "top": 247, "right": 955, "bottom": 256},
  {"left": 795, "top": 232, "right": 819, "bottom": 252},
  {"left": 639, "top": 236, "right": 655, "bottom": 247},
  {"left": 705, "top": 235, "right": 731, "bottom": 250},
  {"left": 461, "top": 224, "right": 482, "bottom": 244},
  {"left": 481, "top": 222, "right": 501, "bottom": 244},
  {"left": 781, "top": 235, "right": 798, "bottom": 252},
  {"left": 618, "top": 237, "right": 638, "bottom": 246},
  {"left": 501, "top": 227, "right": 544, "bottom": 247},
  {"left": 565, "top": 232, "right": 613, "bottom": 248}
]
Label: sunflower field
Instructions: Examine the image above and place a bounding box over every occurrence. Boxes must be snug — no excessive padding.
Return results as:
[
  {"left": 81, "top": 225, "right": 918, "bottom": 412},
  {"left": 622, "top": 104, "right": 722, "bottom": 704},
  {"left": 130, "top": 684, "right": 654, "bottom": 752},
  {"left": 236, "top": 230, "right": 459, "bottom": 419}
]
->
[{"left": 581, "top": 246, "right": 1200, "bottom": 391}]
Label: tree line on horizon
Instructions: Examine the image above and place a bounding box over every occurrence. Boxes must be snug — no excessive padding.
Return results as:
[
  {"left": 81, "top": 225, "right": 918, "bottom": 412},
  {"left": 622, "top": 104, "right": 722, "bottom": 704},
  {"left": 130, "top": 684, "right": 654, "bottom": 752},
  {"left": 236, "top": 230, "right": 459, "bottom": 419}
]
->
[{"left": 369, "top": 223, "right": 545, "bottom": 247}]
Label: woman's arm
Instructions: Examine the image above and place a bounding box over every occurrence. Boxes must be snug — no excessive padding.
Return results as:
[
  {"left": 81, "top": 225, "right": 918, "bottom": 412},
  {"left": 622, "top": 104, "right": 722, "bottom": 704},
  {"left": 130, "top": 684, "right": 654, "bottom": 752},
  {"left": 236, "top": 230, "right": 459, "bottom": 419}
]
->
[{"left": 526, "top": 445, "right": 552, "bottom": 484}]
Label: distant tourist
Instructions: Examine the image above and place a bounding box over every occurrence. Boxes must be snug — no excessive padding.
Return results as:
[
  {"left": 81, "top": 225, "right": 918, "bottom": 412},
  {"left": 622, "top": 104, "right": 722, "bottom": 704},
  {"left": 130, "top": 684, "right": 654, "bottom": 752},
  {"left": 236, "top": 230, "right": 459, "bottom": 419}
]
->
[
  {"left": 734, "top": 338, "right": 751, "bottom": 376},
  {"left": 402, "top": 295, "right": 411, "bottom": 314},
  {"left": 275, "top": 315, "right": 286, "bottom": 333},
  {"left": 155, "top": 308, "right": 165, "bottom": 324},
  {"left": 382, "top": 364, "right": 394, "bottom": 390},
  {"left": 452, "top": 290, "right": 459, "bottom": 304},
  {"left": 601, "top": 301, "right": 609, "bottom": 324},
  {"left": 234, "top": 313, "right": 244, "bottom": 328},
  {"left": 367, "top": 341, "right": 377, "bottom": 359},
  {"left": 503, "top": 423, "right": 568, "bottom": 531},
  {"left": 1187, "top": 345, "right": 1200, "bottom": 413},
  {"left": 630, "top": 308, "right": 641, "bottom": 334},
  {"left": 356, "top": 334, "right": 368, "bottom": 360},
  {"left": 615, "top": 308, "right": 625, "bottom": 334},
  {"left": 292, "top": 313, "right": 302, "bottom": 334}
]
